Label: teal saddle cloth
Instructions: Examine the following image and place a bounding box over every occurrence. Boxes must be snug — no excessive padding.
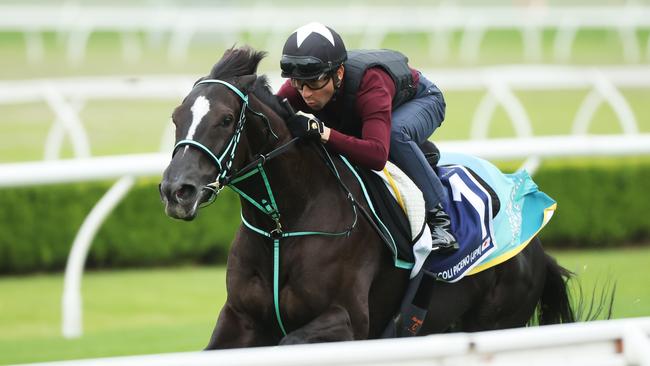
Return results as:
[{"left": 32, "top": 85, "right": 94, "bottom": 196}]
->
[
  {"left": 423, "top": 152, "right": 557, "bottom": 282},
  {"left": 344, "top": 150, "right": 556, "bottom": 282}
]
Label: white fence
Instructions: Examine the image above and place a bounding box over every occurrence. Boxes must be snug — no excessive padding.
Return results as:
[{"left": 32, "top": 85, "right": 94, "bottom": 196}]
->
[
  {"left": 1, "top": 3, "right": 650, "bottom": 64},
  {"left": 2, "top": 65, "right": 649, "bottom": 163},
  {"left": 0, "top": 75, "right": 192, "bottom": 160},
  {"left": 16, "top": 317, "right": 650, "bottom": 366},
  {"left": 1, "top": 66, "right": 650, "bottom": 339}
]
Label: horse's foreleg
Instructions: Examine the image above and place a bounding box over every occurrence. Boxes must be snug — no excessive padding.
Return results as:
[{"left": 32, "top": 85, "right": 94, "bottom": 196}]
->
[
  {"left": 205, "top": 303, "right": 274, "bottom": 349},
  {"left": 279, "top": 304, "right": 355, "bottom": 345}
]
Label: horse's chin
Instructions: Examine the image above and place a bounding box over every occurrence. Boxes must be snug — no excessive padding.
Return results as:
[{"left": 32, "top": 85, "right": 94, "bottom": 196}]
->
[
  {"left": 164, "top": 203, "right": 199, "bottom": 221},
  {"left": 163, "top": 189, "right": 214, "bottom": 221}
]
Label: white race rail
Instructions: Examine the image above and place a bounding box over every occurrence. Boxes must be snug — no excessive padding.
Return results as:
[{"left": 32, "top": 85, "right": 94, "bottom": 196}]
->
[
  {"left": 2, "top": 135, "right": 650, "bottom": 188},
  {"left": 1, "top": 4, "right": 650, "bottom": 64},
  {"left": 0, "top": 76, "right": 193, "bottom": 160},
  {"left": 16, "top": 317, "right": 650, "bottom": 366},
  {"left": 1, "top": 66, "right": 649, "bottom": 339},
  {"left": 2, "top": 65, "right": 649, "bottom": 160}
]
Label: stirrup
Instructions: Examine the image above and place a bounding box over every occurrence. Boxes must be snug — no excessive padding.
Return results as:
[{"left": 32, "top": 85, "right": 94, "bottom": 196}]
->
[
  {"left": 427, "top": 205, "right": 459, "bottom": 253},
  {"left": 429, "top": 226, "right": 459, "bottom": 253},
  {"left": 431, "top": 240, "right": 459, "bottom": 253}
]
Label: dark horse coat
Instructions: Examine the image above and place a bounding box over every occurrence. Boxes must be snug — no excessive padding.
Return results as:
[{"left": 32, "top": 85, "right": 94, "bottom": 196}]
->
[{"left": 159, "top": 47, "right": 575, "bottom": 348}]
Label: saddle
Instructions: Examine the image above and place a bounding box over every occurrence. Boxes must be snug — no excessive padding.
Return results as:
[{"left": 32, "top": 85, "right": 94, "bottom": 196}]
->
[
  {"left": 357, "top": 140, "right": 560, "bottom": 284},
  {"left": 376, "top": 143, "right": 558, "bottom": 338},
  {"left": 354, "top": 141, "right": 503, "bottom": 279}
]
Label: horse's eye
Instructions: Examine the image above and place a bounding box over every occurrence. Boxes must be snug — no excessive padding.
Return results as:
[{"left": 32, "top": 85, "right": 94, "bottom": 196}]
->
[{"left": 223, "top": 115, "right": 234, "bottom": 126}]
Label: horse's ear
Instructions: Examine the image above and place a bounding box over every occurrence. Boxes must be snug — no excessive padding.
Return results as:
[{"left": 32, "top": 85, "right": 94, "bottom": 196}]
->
[{"left": 237, "top": 75, "right": 257, "bottom": 94}]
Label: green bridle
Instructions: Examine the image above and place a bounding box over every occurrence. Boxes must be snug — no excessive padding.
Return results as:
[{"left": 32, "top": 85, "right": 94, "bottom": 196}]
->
[
  {"left": 173, "top": 79, "right": 255, "bottom": 197},
  {"left": 172, "top": 79, "right": 359, "bottom": 337}
]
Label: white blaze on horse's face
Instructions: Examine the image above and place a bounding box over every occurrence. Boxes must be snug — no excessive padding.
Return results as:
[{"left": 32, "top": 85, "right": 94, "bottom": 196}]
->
[{"left": 186, "top": 95, "right": 211, "bottom": 139}]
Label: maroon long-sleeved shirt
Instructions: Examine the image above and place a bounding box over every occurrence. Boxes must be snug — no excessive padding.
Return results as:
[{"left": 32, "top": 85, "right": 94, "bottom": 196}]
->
[{"left": 277, "top": 67, "right": 419, "bottom": 171}]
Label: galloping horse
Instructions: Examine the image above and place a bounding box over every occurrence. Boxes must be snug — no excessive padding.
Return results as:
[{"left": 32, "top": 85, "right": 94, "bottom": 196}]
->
[{"left": 159, "top": 47, "right": 574, "bottom": 348}]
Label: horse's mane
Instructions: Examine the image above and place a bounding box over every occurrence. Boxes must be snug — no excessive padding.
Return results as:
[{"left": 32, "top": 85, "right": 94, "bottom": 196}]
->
[
  {"left": 207, "top": 46, "right": 290, "bottom": 120},
  {"left": 208, "top": 46, "right": 264, "bottom": 80}
]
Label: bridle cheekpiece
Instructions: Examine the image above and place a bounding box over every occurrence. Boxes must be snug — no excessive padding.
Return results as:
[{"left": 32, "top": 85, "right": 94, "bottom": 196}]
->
[{"left": 172, "top": 79, "right": 250, "bottom": 201}]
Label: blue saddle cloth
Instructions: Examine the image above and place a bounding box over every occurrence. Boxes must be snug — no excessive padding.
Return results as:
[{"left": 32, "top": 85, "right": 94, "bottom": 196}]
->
[{"left": 423, "top": 152, "right": 557, "bottom": 282}]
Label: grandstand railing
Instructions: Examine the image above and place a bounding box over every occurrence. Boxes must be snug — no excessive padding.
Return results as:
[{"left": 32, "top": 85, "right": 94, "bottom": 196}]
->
[
  {"left": 17, "top": 317, "right": 650, "bottom": 366},
  {"left": 1, "top": 66, "right": 649, "bottom": 338},
  {"left": 1, "top": 4, "right": 649, "bottom": 64}
]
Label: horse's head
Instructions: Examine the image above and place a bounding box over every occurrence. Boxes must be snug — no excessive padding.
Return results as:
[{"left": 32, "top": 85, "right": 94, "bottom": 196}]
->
[{"left": 160, "top": 47, "right": 285, "bottom": 220}]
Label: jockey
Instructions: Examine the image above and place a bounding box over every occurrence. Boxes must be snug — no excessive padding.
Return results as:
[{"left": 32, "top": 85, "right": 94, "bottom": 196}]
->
[{"left": 277, "top": 22, "right": 457, "bottom": 251}]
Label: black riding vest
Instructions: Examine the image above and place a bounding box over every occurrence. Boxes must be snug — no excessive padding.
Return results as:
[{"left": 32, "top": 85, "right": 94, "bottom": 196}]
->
[{"left": 338, "top": 49, "right": 417, "bottom": 136}]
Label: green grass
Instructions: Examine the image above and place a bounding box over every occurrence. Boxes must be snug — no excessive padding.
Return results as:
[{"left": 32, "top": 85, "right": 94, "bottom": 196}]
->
[
  {"left": 550, "top": 247, "right": 650, "bottom": 319},
  {"left": 0, "top": 267, "right": 226, "bottom": 364},
  {"left": 1, "top": 247, "right": 649, "bottom": 364},
  {"left": 0, "top": 100, "right": 178, "bottom": 162},
  {"left": 436, "top": 89, "right": 650, "bottom": 141}
]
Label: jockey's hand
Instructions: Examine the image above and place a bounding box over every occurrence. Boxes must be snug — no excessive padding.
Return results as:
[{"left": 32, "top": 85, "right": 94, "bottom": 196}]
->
[{"left": 287, "top": 111, "right": 324, "bottom": 141}]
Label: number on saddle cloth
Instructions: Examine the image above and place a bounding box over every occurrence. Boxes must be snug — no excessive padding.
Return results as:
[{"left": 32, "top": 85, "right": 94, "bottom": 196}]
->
[{"left": 420, "top": 140, "right": 501, "bottom": 218}]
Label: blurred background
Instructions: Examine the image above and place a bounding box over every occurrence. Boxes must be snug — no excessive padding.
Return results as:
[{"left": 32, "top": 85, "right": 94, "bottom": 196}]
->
[{"left": 1, "top": 0, "right": 649, "bottom": 364}]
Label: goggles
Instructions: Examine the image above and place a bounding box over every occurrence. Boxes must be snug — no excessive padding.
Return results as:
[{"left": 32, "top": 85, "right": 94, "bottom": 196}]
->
[
  {"left": 290, "top": 74, "right": 331, "bottom": 91},
  {"left": 280, "top": 55, "right": 332, "bottom": 79}
]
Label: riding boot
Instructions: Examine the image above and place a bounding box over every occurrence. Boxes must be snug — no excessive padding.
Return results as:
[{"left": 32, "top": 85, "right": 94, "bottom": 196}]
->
[
  {"left": 381, "top": 271, "right": 437, "bottom": 338},
  {"left": 427, "top": 203, "right": 459, "bottom": 254}
]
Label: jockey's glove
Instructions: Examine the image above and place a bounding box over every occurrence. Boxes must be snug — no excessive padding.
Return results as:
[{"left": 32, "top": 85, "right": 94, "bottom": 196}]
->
[{"left": 287, "top": 111, "right": 324, "bottom": 141}]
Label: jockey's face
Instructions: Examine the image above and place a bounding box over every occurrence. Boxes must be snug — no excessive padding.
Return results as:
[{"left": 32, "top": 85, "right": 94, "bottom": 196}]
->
[{"left": 296, "top": 66, "right": 344, "bottom": 111}]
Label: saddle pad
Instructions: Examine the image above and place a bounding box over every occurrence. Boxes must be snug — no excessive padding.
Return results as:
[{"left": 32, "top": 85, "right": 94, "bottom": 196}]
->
[
  {"left": 352, "top": 163, "right": 417, "bottom": 268},
  {"left": 372, "top": 161, "right": 432, "bottom": 276},
  {"left": 372, "top": 161, "right": 426, "bottom": 241},
  {"left": 346, "top": 156, "right": 435, "bottom": 270},
  {"left": 421, "top": 152, "right": 557, "bottom": 283}
]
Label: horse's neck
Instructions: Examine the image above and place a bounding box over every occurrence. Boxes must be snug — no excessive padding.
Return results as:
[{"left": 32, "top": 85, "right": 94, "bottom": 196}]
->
[
  {"left": 239, "top": 99, "right": 345, "bottom": 227},
  {"left": 242, "top": 150, "right": 350, "bottom": 239}
]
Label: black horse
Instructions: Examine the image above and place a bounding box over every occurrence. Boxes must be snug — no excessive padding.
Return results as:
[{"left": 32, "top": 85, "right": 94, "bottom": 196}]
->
[{"left": 159, "top": 47, "right": 575, "bottom": 348}]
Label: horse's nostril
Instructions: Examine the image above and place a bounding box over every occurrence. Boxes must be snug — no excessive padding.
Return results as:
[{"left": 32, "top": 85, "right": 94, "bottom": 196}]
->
[{"left": 174, "top": 184, "right": 197, "bottom": 202}]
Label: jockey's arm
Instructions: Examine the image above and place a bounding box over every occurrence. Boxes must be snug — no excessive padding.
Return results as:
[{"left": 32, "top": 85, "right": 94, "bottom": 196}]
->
[
  {"left": 324, "top": 68, "right": 395, "bottom": 170},
  {"left": 276, "top": 71, "right": 394, "bottom": 171}
]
